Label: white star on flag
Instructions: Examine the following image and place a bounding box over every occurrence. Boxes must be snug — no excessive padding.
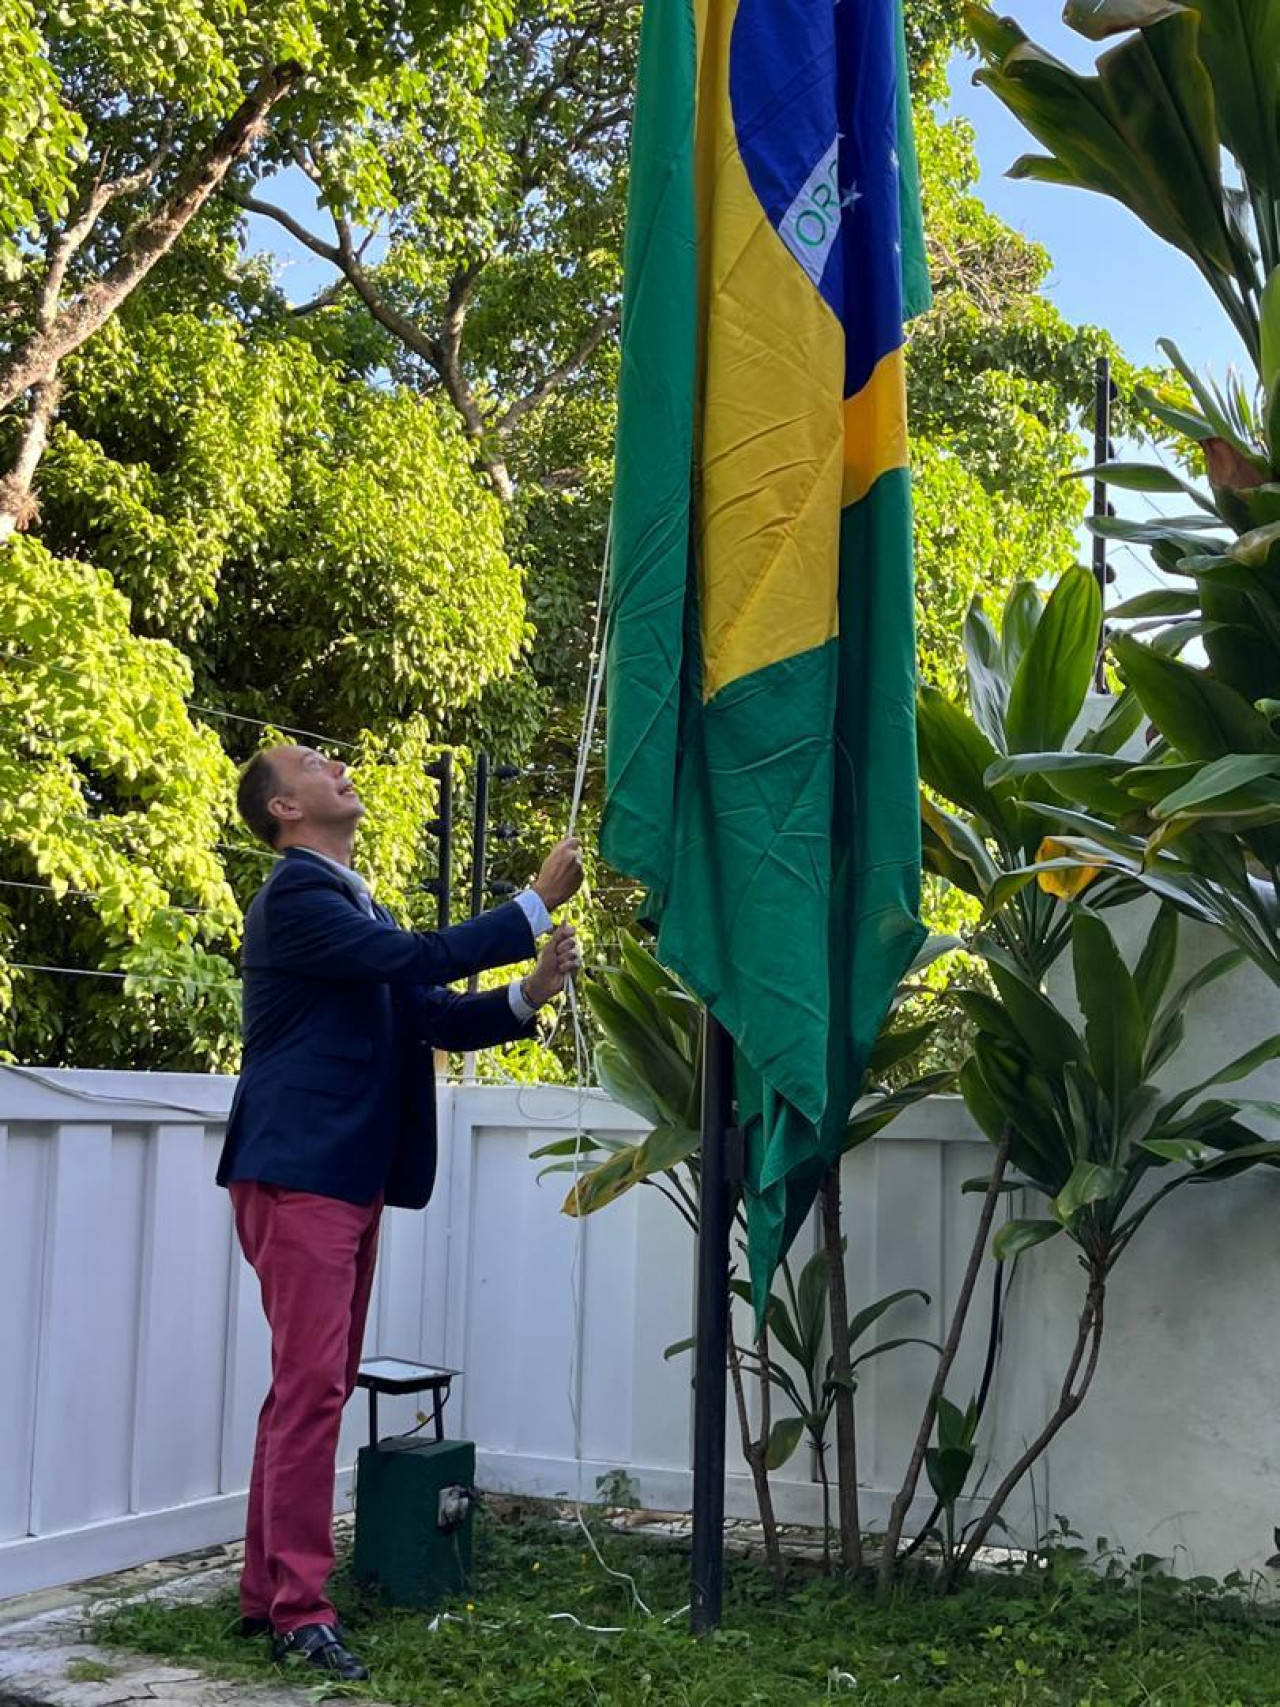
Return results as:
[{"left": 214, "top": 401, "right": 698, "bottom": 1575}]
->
[{"left": 841, "top": 181, "right": 863, "bottom": 212}]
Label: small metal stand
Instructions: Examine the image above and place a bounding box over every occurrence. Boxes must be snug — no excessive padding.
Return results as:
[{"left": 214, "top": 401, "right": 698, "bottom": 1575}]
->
[{"left": 355, "top": 1357, "right": 460, "bottom": 1448}]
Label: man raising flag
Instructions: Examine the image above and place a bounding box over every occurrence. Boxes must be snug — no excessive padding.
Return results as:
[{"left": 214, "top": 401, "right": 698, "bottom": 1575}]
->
[{"left": 601, "top": 0, "right": 930, "bottom": 1309}]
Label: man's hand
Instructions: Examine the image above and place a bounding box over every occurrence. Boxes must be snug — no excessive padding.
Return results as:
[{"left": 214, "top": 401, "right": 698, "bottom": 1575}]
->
[
  {"left": 523, "top": 924, "right": 583, "bottom": 1006},
  {"left": 533, "top": 836, "right": 584, "bottom": 911}
]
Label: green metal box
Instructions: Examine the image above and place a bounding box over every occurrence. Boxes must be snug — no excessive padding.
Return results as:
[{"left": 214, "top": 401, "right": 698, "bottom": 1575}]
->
[{"left": 352, "top": 1436, "right": 475, "bottom": 1609}]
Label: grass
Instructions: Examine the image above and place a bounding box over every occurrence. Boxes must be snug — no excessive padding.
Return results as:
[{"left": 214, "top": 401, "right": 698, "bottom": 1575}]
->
[
  {"left": 95, "top": 1514, "right": 1280, "bottom": 1705},
  {"left": 64, "top": 1659, "right": 117, "bottom": 1683}
]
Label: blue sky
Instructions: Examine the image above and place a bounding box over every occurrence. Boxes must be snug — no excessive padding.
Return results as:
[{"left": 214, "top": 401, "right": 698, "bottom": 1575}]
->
[{"left": 946, "top": 24, "right": 1244, "bottom": 378}]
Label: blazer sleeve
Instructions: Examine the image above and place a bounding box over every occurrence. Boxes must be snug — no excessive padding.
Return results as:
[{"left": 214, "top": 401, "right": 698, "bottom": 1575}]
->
[
  {"left": 261, "top": 869, "right": 536, "bottom": 985},
  {"left": 415, "top": 985, "right": 538, "bottom": 1051}
]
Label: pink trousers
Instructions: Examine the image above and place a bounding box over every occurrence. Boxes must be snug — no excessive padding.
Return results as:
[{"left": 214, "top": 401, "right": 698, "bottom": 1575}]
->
[{"left": 229, "top": 1181, "right": 383, "bottom": 1633}]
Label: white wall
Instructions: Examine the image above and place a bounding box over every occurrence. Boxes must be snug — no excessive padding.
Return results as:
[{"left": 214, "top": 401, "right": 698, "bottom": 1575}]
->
[{"left": 1, "top": 1069, "right": 1279, "bottom": 1603}]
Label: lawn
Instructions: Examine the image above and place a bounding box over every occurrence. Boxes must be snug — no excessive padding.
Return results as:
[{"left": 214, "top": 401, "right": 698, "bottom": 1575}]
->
[{"left": 96, "top": 1516, "right": 1280, "bottom": 1706}]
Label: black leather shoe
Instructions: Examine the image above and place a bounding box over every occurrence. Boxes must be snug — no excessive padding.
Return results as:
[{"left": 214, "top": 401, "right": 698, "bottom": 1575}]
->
[
  {"left": 237, "top": 1616, "right": 272, "bottom": 1640},
  {"left": 273, "top": 1622, "right": 369, "bottom": 1681}
]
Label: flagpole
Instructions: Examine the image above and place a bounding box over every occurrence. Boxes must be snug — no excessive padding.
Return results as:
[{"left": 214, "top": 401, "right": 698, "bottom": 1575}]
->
[{"left": 690, "top": 1012, "right": 735, "bottom": 1634}]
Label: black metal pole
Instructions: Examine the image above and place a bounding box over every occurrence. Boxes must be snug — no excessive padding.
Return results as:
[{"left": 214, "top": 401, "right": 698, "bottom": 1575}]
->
[
  {"left": 1092, "top": 355, "right": 1112, "bottom": 693},
  {"left": 690, "top": 1013, "right": 734, "bottom": 1635},
  {"left": 467, "top": 752, "right": 490, "bottom": 994},
  {"left": 434, "top": 750, "right": 453, "bottom": 929}
]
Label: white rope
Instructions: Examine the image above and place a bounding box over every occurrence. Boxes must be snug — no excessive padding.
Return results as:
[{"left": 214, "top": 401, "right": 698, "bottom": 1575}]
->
[{"left": 555, "top": 503, "right": 661, "bottom": 1620}]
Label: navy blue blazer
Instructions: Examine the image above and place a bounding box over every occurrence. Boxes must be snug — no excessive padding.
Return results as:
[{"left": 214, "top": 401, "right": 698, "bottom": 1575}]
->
[{"left": 217, "top": 847, "right": 538, "bottom": 1209}]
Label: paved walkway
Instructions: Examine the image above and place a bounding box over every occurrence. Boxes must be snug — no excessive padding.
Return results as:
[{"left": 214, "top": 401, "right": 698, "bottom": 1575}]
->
[{"left": 0, "top": 1536, "right": 389, "bottom": 1707}]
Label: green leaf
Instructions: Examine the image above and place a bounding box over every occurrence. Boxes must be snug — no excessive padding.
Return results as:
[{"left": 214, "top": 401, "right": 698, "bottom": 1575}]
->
[
  {"left": 917, "top": 683, "right": 1018, "bottom": 838},
  {"left": 1054, "top": 1159, "right": 1125, "bottom": 1223},
  {"left": 1001, "top": 582, "right": 1043, "bottom": 680},
  {"left": 593, "top": 1041, "right": 666, "bottom": 1131},
  {"left": 988, "top": 960, "right": 1086, "bottom": 1077},
  {"left": 663, "top": 1337, "right": 696, "bottom": 1361},
  {"left": 963, "top": 600, "right": 1011, "bottom": 753},
  {"left": 1133, "top": 903, "right": 1178, "bottom": 1026},
  {"left": 926, "top": 1444, "right": 976, "bottom": 1505},
  {"left": 1072, "top": 910, "right": 1145, "bottom": 1119},
  {"left": 867, "top": 1021, "right": 935, "bottom": 1076},
  {"left": 1079, "top": 687, "right": 1146, "bottom": 756},
  {"left": 797, "top": 1250, "right": 830, "bottom": 1367},
  {"left": 846, "top": 1287, "right": 930, "bottom": 1349},
  {"left": 1108, "top": 588, "right": 1202, "bottom": 620},
  {"left": 1005, "top": 567, "right": 1102, "bottom": 756},
  {"left": 765, "top": 1415, "right": 805, "bottom": 1472},
  {"left": 1113, "top": 631, "right": 1280, "bottom": 759},
  {"left": 993, "top": 1218, "right": 1063, "bottom": 1261},
  {"left": 1073, "top": 459, "right": 1212, "bottom": 511},
  {"left": 1149, "top": 753, "right": 1280, "bottom": 821}
]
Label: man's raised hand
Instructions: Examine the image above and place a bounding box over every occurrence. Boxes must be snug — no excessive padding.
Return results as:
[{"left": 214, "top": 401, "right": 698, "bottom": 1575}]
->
[
  {"left": 533, "top": 836, "right": 585, "bottom": 911},
  {"left": 525, "top": 924, "right": 583, "bottom": 1006}
]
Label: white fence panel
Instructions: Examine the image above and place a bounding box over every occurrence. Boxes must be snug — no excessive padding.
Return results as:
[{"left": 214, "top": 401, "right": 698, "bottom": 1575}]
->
[{"left": 3, "top": 1068, "right": 1280, "bottom": 1601}]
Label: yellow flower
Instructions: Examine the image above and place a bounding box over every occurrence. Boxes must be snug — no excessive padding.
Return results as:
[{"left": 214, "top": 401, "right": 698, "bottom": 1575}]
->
[
  {"left": 1034, "top": 838, "right": 1101, "bottom": 900},
  {"left": 466, "top": 1602, "right": 476, "bottom": 1613}
]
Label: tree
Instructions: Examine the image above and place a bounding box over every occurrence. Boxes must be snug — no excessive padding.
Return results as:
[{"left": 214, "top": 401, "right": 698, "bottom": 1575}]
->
[
  {"left": 0, "top": 0, "right": 504, "bottom": 536},
  {"left": 1, "top": 296, "right": 524, "bottom": 1066}
]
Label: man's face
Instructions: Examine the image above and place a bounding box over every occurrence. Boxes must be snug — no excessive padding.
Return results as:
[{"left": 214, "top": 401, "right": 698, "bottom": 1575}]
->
[{"left": 266, "top": 745, "right": 365, "bottom": 840}]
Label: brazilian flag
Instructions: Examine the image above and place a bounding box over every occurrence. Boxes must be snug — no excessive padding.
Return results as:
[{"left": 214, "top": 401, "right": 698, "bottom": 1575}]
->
[{"left": 600, "top": 0, "right": 930, "bottom": 1309}]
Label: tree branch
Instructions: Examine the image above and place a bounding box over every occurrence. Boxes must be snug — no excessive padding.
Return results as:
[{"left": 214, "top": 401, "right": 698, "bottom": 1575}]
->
[
  {"left": 0, "top": 64, "right": 304, "bottom": 415},
  {"left": 498, "top": 306, "right": 619, "bottom": 436},
  {"left": 876, "top": 1126, "right": 1012, "bottom": 1597},
  {"left": 228, "top": 189, "right": 342, "bottom": 267}
]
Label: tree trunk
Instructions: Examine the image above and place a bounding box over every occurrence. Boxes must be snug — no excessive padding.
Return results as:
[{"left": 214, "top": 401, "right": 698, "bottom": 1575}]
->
[
  {"left": 950, "top": 1274, "right": 1106, "bottom": 1583},
  {"left": 0, "top": 375, "right": 61, "bottom": 541},
  {"left": 876, "top": 1126, "right": 1012, "bottom": 1599},
  {"left": 820, "top": 1167, "right": 862, "bottom": 1572},
  {"left": 728, "top": 1323, "right": 784, "bottom": 1581},
  {"left": 0, "top": 65, "right": 303, "bottom": 416}
]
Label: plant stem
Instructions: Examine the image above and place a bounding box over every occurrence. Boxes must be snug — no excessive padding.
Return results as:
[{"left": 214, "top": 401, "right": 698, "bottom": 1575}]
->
[
  {"left": 951, "top": 1273, "right": 1106, "bottom": 1581},
  {"left": 876, "top": 1125, "right": 1012, "bottom": 1600},
  {"left": 814, "top": 1435, "right": 832, "bottom": 1573},
  {"left": 727, "top": 1325, "right": 784, "bottom": 1580},
  {"left": 821, "top": 1167, "right": 863, "bottom": 1572}
]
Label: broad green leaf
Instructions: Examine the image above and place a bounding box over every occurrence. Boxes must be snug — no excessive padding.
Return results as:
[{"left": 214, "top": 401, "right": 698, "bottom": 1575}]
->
[
  {"left": 1005, "top": 567, "right": 1102, "bottom": 755},
  {"left": 593, "top": 1040, "right": 668, "bottom": 1131},
  {"left": 1150, "top": 753, "right": 1280, "bottom": 820},
  {"left": 847, "top": 1335, "right": 940, "bottom": 1372},
  {"left": 1073, "top": 459, "right": 1213, "bottom": 512},
  {"left": 1001, "top": 581, "right": 1043, "bottom": 679},
  {"left": 765, "top": 1415, "right": 805, "bottom": 1471},
  {"left": 1133, "top": 903, "right": 1178, "bottom": 1026},
  {"left": 846, "top": 1287, "right": 930, "bottom": 1349},
  {"left": 1079, "top": 686, "right": 1146, "bottom": 755},
  {"left": 917, "top": 683, "right": 1018, "bottom": 839},
  {"left": 1072, "top": 910, "right": 1145, "bottom": 1118},
  {"left": 797, "top": 1249, "right": 830, "bottom": 1366},
  {"left": 988, "top": 959, "right": 1086, "bottom": 1076},
  {"left": 1158, "top": 1035, "right": 1280, "bottom": 1127},
  {"left": 1108, "top": 588, "right": 1202, "bottom": 620},
  {"left": 1263, "top": 268, "right": 1280, "bottom": 395},
  {"left": 1054, "top": 1159, "right": 1125, "bottom": 1223},
  {"left": 993, "top": 1218, "right": 1063, "bottom": 1261},
  {"left": 1112, "top": 632, "right": 1280, "bottom": 759},
  {"left": 963, "top": 600, "right": 1010, "bottom": 753},
  {"left": 926, "top": 1444, "right": 975, "bottom": 1505}
]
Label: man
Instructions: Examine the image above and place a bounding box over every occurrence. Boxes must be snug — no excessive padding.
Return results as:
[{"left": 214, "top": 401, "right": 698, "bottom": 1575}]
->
[{"left": 217, "top": 743, "right": 583, "bottom": 1681}]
